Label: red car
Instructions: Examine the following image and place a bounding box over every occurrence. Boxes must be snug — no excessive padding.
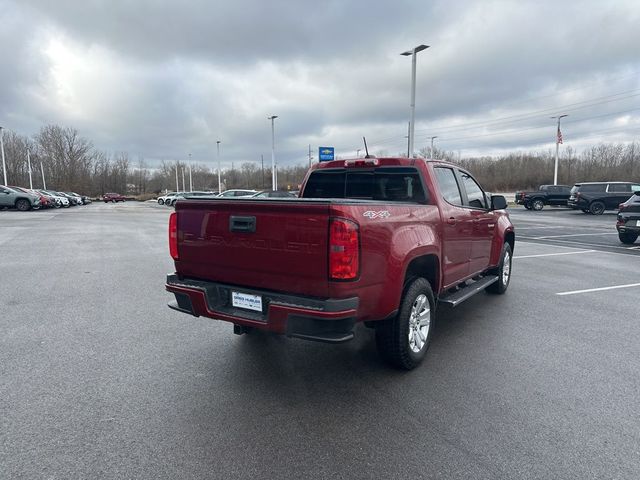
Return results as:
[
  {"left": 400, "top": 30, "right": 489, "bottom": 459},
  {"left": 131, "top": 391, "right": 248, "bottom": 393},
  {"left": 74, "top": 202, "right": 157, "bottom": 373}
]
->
[
  {"left": 166, "top": 157, "right": 514, "bottom": 369},
  {"left": 103, "top": 192, "right": 126, "bottom": 203}
]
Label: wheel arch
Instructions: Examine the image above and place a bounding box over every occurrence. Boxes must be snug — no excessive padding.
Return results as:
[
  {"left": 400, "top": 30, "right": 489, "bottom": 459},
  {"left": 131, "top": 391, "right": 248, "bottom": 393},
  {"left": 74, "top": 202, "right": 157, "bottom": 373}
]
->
[{"left": 403, "top": 253, "right": 440, "bottom": 296}]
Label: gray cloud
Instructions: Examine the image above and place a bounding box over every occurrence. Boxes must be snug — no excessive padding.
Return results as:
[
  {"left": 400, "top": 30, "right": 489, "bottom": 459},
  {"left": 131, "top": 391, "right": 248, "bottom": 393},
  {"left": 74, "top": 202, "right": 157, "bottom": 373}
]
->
[{"left": 1, "top": 0, "right": 639, "bottom": 170}]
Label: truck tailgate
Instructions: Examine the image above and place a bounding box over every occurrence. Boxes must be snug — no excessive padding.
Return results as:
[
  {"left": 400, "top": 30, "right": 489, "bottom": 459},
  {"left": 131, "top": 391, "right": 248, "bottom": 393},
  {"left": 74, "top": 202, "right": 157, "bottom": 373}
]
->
[{"left": 175, "top": 199, "right": 331, "bottom": 298}]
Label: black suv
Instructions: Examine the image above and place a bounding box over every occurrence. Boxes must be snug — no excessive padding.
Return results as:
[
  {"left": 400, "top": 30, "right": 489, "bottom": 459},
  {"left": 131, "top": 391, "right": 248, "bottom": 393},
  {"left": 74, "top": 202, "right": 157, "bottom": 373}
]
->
[
  {"left": 567, "top": 182, "right": 640, "bottom": 215},
  {"left": 616, "top": 191, "right": 640, "bottom": 244}
]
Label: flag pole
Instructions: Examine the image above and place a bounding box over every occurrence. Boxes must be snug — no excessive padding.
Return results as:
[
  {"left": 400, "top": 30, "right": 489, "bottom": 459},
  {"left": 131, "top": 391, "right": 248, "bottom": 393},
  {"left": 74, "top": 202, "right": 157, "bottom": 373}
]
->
[{"left": 551, "top": 114, "right": 568, "bottom": 185}]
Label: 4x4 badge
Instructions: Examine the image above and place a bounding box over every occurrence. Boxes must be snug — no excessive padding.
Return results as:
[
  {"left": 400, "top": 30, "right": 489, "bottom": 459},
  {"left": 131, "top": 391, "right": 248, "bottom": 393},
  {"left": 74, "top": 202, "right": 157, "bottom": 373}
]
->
[{"left": 363, "top": 210, "right": 390, "bottom": 219}]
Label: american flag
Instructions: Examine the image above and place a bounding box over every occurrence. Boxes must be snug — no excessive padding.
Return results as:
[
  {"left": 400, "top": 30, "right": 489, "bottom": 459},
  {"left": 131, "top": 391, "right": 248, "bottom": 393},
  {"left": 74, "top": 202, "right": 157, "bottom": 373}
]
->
[{"left": 557, "top": 125, "right": 563, "bottom": 145}]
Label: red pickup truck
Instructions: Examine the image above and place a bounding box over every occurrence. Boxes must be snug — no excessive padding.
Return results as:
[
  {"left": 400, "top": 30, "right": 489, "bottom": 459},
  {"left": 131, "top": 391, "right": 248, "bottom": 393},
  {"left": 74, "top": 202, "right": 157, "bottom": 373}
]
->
[{"left": 166, "top": 157, "right": 514, "bottom": 369}]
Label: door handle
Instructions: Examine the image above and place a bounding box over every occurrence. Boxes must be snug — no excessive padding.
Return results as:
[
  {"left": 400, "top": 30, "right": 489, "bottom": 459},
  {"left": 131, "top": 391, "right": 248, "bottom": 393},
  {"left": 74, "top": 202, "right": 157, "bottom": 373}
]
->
[{"left": 447, "top": 217, "right": 456, "bottom": 226}]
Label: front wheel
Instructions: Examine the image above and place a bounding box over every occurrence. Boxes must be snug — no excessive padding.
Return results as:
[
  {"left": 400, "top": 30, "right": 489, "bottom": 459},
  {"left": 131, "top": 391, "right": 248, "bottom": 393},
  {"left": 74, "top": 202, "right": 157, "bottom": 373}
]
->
[
  {"left": 486, "top": 243, "right": 512, "bottom": 294},
  {"left": 375, "top": 278, "right": 435, "bottom": 370},
  {"left": 158, "top": 199, "right": 164, "bottom": 205},
  {"left": 618, "top": 232, "right": 639, "bottom": 244}
]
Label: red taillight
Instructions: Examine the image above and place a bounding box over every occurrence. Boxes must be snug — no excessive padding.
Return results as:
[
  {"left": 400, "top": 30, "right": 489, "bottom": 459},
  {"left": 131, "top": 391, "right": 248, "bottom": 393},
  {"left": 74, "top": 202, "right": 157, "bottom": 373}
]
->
[
  {"left": 329, "top": 218, "right": 359, "bottom": 280},
  {"left": 169, "top": 212, "right": 178, "bottom": 260}
]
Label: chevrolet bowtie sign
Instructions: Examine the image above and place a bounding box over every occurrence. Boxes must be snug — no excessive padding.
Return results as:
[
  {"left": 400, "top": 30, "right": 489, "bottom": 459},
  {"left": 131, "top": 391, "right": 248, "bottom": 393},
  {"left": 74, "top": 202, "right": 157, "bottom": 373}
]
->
[{"left": 319, "top": 147, "right": 335, "bottom": 161}]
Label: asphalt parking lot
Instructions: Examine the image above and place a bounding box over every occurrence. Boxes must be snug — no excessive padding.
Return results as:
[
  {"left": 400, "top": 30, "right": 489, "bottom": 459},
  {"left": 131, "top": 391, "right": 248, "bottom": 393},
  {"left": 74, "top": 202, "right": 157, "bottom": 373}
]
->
[{"left": 1, "top": 202, "right": 639, "bottom": 479}]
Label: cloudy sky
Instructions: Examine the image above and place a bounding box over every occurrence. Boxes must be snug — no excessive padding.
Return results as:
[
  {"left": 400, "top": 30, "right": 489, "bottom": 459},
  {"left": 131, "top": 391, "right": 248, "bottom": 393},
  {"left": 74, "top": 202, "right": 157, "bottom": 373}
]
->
[{"left": 1, "top": 0, "right": 639, "bottom": 169}]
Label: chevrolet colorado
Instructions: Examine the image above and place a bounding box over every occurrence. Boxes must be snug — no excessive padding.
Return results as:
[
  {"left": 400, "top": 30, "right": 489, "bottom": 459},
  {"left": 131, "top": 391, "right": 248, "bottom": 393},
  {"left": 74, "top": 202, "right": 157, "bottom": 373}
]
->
[{"left": 165, "top": 157, "right": 515, "bottom": 369}]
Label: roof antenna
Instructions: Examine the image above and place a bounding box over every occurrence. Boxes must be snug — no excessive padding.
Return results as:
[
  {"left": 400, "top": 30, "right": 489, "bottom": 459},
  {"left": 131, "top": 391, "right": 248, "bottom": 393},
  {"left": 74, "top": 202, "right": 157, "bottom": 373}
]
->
[{"left": 363, "top": 136, "right": 372, "bottom": 158}]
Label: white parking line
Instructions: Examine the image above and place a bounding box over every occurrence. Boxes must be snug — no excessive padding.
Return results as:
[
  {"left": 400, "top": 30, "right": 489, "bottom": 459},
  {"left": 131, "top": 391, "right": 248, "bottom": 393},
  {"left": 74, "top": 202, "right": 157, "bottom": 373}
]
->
[
  {"left": 531, "top": 232, "right": 618, "bottom": 239},
  {"left": 518, "top": 238, "right": 637, "bottom": 253},
  {"left": 557, "top": 282, "right": 640, "bottom": 296},
  {"left": 514, "top": 250, "right": 595, "bottom": 259}
]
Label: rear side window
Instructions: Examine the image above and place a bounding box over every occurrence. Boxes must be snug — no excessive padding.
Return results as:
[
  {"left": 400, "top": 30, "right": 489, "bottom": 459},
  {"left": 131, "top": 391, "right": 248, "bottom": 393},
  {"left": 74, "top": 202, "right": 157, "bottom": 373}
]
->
[
  {"left": 303, "top": 168, "right": 428, "bottom": 203},
  {"left": 434, "top": 167, "right": 463, "bottom": 206},
  {"left": 632, "top": 185, "right": 640, "bottom": 192},
  {"left": 608, "top": 184, "right": 631, "bottom": 193}
]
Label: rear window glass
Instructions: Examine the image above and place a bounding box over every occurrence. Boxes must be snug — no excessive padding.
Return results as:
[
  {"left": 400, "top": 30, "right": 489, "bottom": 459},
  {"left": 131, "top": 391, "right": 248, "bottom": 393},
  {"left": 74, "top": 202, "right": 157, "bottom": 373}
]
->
[{"left": 302, "top": 168, "right": 428, "bottom": 203}]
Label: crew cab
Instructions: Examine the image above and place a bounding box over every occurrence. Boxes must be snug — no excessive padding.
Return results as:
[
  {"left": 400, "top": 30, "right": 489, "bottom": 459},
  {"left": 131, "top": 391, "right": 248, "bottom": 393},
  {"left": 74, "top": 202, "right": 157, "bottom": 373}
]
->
[
  {"left": 515, "top": 184, "right": 571, "bottom": 210},
  {"left": 165, "top": 158, "right": 515, "bottom": 369}
]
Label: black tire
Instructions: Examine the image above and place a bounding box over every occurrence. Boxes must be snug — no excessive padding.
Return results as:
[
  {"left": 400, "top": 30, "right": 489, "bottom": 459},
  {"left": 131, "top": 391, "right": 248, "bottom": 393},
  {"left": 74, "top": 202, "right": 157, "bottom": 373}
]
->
[
  {"left": 375, "top": 278, "right": 435, "bottom": 370},
  {"left": 15, "top": 199, "right": 31, "bottom": 211},
  {"left": 531, "top": 199, "right": 544, "bottom": 211},
  {"left": 618, "top": 232, "right": 639, "bottom": 244},
  {"left": 158, "top": 199, "right": 164, "bottom": 205},
  {"left": 589, "top": 201, "right": 605, "bottom": 215},
  {"left": 486, "top": 243, "right": 512, "bottom": 294}
]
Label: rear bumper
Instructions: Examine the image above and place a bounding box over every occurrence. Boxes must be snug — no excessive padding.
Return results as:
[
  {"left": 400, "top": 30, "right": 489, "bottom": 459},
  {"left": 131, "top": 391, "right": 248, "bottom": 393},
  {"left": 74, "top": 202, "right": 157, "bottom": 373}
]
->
[{"left": 165, "top": 274, "right": 359, "bottom": 343}]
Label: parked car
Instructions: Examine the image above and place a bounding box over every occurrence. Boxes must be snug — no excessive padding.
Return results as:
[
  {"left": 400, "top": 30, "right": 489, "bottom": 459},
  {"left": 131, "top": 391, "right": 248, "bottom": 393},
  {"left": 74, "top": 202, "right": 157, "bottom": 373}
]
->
[
  {"left": 568, "top": 182, "right": 640, "bottom": 214},
  {"left": 166, "top": 157, "right": 514, "bottom": 370},
  {"left": 168, "top": 191, "right": 219, "bottom": 206},
  {"left": 39, "top": 189, "right": 69, "bottom": 208},
  {"left": 0, "top": 185, "right": 41, "bottom": 211},
  {"left": 56, "top": 192, "right": 81, "bottom": 206},
  {"left": 217, "top": 189, "right": 257, "bottom": 198},
  {"left": 515, "top": 184, "right": 571, "bottom": 210},
  {"left": 616, "top": 191, "right": 640, "bottom": 244},
  {"left": 66, "top": 192, "right": 89, "bottom": 205},
  {"left": 9, "top": 186, "right": 54, "bottom": 209},
  {"left": 251, "top": 190, "right": 298, "bottom": 198},
  {"left": 103, "top": 192, "right": 126, "bottom": 203},
  {"left": 157, "top": 192, "right": 179, "bottom": 205}
]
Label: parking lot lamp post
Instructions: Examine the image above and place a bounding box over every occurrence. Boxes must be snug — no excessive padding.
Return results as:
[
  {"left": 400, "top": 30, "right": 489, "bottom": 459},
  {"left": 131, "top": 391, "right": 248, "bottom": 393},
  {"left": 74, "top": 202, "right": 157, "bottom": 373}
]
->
[
  {"left": 27, "top": 148, "right": 33, "bottom": 189},
  {"left": 268, "top": 116, "right": 278, "bottom": 190},
  {"left": 401, "top": 45, "right": 429, "bottom": 158},
  {"left": 188, "top": 153, "right": 193, "bottom": 192},
  {"left": 217, "top": 141, "right": 221, "bottom": 193},
  {"left": 181, "top": 166, "right": 186, "bottom": 192},
  {"left": 551, "top": 114, "right": 568, "bottom": 185},
  {"left": 430, "top": 136, "right": 437, "bottom": 161},
  {"left": 40, "top": 160, "right": 46, "bottom": 189},
  {"left": 0, "top": 126, "right": 7, "bottom": 185},
  {"left": 175, "top": 163, "right": 179, "bottom": 192}
]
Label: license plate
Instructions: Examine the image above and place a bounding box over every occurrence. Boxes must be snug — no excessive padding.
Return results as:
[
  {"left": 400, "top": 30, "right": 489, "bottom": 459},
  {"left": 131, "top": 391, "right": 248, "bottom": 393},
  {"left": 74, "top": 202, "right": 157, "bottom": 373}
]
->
[{"left": 231, "top": 291, "right": 263, "bottom": 312}]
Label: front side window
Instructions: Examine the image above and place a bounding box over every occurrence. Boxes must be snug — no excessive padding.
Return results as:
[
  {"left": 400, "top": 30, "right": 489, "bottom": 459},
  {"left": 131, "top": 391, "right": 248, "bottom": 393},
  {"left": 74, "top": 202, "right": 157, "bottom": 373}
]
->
[
  {"left": 434, "top": 167, "right": 463, "bottom": 206},
  {"left": 631, "top": 185, "right": 640, "bottom": 192},
  {"left": 460, "top": 171, "right": 487, "bottom": 209}
]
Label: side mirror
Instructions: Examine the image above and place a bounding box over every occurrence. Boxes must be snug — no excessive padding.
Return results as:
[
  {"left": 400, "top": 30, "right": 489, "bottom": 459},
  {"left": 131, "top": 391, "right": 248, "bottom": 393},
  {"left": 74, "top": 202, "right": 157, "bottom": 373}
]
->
[{"left": 491, "top": 195, "right": 508, "bottom": 210}]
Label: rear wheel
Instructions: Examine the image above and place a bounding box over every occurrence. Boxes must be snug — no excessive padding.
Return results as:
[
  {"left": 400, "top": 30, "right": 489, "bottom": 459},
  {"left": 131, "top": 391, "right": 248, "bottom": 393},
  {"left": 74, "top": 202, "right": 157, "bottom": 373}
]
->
[
  {"left": 15, "top": 199, "right": 30, "bottom": 211},
  {"left": 376, "top": 278, "right": 435, "bottom": 370},
  {"left": 618, "top": 232, "right": 639, "bottom": 244},
  {"left": 158, "top": 199, "right": 164, "bottom": 205},
  {"left": 589, "top": 201, "right": 605, "bottom": 215},
  {"left": 486, "top": 243, "right": 512, "bottom": 294},
  {"left": 531, "top": 199, "right": 544, "bottom": 211}
]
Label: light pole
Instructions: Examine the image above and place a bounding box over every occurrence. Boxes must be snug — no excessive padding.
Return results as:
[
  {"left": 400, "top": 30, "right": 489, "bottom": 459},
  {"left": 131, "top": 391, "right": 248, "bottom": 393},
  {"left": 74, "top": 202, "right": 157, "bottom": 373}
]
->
[
  {"left": 40, "top": 160, "right": 46, "bottom": 189},
  {"left": 26, "top": 148, "right": 33, "bottom": 189},
  {"left": 188, "top": 153, "right": 193, "bottom": 192},
  {"left": 551, "top": 114, "right": 568, "bottom": 185},
  {"left": 175, "top": 162, "right": 179, "bottom": 192},
  {"left": 401, "top": 44, "right": 429, "bottom": 158},
  {"left": 0, "top": 126, "right": 7, "bottom": 185},
  {"left": 268, "top": 115, "right": 278, "bottom": 190},
  {"left": 181, "top": 165, "right": 186, "bottom": 192},
  {"left": 216, "top": 141, "right": 221, "bottom": 193},
  {"left": 430, "top": 136, "right": 438, "bottom": 161}
]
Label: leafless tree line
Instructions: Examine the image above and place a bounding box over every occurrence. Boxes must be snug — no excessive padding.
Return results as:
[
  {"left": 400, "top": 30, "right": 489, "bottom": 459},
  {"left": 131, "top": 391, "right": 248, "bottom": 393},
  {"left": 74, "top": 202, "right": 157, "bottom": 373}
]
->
[{"left": 2, "top": 124, "right": 638, "bottom": 196}]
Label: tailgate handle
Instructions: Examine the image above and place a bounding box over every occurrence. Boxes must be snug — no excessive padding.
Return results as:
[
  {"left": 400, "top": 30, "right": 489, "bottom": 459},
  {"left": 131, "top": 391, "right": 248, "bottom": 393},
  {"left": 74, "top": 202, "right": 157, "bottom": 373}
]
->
[{"left": 229, "top": 216, "right": 256, "bottom": 233}]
